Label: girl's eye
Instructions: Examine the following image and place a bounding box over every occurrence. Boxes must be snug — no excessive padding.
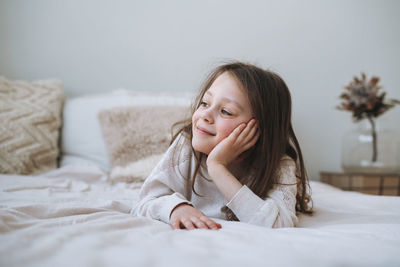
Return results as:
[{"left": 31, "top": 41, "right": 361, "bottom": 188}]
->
[
  {"left": 200, "top": 101, "right": 208, "bottom": 107},
  {"left": 221, "top": 109, "right": 232, "bottom": 116}
]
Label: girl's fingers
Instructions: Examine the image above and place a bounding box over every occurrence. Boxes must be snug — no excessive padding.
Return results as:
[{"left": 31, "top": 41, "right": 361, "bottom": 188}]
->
[
  {"left": 173, "top": 214, "right": 221, "bottom": 231},
  {"left": 181, "top": 219, "right": 195, "bottom": 230},
  {"left": 192, "top": 218, "right": 208, "bottom": 229},
  {"left": 241, "top": 129, "right": 260, "bottom": 152},
  {"left": 229, "top": 119, "right": 257, "bottom": 146},
  {"left": 246, "top": 122, "right": 259, "bottom": 143},
  {"left": 171, "top": 220, "right": 180, "bottom": 230},
  {"left": 213, "top": 221, "right": 222, "bottom": 228},
  {"left": 201, "top": 216, "right": 221, "bottom": 230},
  {"left": 230, "top": 123, "right": 246, "bottom": 140},
  {"left": 237, "top": 119, "right": 257, "bottom": 144}
]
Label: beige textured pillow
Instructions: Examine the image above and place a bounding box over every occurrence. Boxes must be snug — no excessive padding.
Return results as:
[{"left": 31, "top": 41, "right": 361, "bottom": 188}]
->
[
  {"left": 0, "top": 76, "right": 65, "bottom": 175},
  {"left": 98, "top": 105, "right": 190, "bottom": 182}
]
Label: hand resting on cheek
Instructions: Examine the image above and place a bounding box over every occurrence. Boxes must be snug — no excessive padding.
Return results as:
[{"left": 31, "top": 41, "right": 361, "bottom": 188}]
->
[
  {"left": 206, "top": 119, "right": 259, "bottom": 168},
  {"left": 169, "top": 203, "right": 222, "bottom": 230}
]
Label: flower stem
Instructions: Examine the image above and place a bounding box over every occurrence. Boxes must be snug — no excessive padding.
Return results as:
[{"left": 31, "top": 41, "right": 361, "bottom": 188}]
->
[{"left": 367, "top": 116, "right": 377, "bottom": 162}]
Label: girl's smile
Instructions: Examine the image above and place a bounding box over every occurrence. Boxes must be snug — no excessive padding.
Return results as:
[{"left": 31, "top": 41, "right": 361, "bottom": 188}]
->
[
  {"left": 192, "top": 72, "right": 253, "bottom": 155},
  {"left": 196, "top": 126, "right": 215, "bottom": 136}
]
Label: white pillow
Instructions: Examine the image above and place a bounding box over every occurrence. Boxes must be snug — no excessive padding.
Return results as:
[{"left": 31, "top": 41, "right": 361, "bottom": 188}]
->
[{"left": 60, "top": 89, "right": 192, "bottom": 170}]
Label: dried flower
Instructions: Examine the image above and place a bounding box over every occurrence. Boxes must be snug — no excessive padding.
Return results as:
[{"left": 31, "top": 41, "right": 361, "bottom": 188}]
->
[
  {"left": 337, "top": 73, "right": 399, "bottom": 121},
  {"left": 337, "top": 73, "right": 399, "bottom": 163}
]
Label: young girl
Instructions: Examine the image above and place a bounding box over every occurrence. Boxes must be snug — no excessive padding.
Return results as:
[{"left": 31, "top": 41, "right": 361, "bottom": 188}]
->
[{"left": 132, "top": 61, "right": 312, "bottom": 230}]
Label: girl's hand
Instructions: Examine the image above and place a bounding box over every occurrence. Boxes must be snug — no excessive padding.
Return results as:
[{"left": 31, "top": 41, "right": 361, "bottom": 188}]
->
[
  {"left": 169, "top": 203, "right": 222, "bottom": 230},
  {"left": 206, "top": 119, "right": 259, "bottom": 168}
]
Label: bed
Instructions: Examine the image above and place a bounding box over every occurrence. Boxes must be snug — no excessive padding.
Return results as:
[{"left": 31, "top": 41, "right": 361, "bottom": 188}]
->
[{"left": 1, "top": 78, "right": 400, "bottom": 267}]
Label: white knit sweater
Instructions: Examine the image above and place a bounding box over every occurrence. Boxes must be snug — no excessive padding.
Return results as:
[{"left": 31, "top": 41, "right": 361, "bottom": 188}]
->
[{"left": 131, "top": 134, "right": 299, "bottom": 228}]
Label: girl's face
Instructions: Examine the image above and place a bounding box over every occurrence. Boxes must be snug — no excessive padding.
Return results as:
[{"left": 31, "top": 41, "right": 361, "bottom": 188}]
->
[{"left": 192, "top": 72, "right": 253, "bottom": 155}]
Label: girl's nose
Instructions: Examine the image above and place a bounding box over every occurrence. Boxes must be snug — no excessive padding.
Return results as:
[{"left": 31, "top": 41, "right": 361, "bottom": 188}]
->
[{"left": 201, "top": 108, "right": 214, "bottom": 124}]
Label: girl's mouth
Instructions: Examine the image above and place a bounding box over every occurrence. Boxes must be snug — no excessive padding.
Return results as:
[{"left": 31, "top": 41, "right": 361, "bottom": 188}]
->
[{"left": 196, "top": 126, "right": 215, "bottom": 136}]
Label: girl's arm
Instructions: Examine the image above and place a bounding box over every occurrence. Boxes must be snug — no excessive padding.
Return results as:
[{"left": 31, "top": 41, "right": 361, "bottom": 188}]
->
[
  {"left": 225, "top": 159, "right": 298, "bottom": 228},
  {"left": 132, "top": 134, "right": 221, "bottom": 230},
  {"left": 206, "top": 120, "right": 298, "bottom": 228},
  {"left": 206, "top": 119, "right": 259, "bottom": 201}
]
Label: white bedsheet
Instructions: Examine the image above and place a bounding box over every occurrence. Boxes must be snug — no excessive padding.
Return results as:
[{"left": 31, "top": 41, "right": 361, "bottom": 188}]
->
[{"left": 1, "top": 164, "right": 399, "bottom": 267}]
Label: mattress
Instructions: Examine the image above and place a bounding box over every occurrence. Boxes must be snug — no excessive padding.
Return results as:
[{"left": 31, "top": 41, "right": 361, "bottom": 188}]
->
[{"left": 1, "top": 163, "right": 399, "bottom": 267}]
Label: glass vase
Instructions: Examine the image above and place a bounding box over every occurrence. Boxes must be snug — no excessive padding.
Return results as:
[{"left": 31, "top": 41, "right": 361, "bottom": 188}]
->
[{"left": 341, "top": 119, "right": 400, "bottom": 173}]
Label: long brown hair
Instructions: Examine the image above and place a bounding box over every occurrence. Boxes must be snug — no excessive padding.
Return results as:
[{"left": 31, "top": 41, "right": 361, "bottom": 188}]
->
[{"left": 171, "top": 61, "right": 313, "bottom": 220}]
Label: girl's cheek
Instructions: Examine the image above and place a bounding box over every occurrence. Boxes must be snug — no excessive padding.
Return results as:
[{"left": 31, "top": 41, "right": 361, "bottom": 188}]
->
[
  {"left": 192, "top": 111, "right": 200, "bottom": 124},
  {"left": 219, "top": 119, "right": 250, "bottom": 138},
  {"left": 218, "top": 121, "right": 238, "bottom": 138}
]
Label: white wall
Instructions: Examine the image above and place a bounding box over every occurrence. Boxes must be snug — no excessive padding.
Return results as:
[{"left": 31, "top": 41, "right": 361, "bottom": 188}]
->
[{"left": 1, "top": 0, "right": 399, "bottom": 180}]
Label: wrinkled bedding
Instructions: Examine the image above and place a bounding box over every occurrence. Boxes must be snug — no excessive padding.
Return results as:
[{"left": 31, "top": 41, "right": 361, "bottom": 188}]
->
[{"left": 1, "top": 164, "right": 400, "bottom": 267}]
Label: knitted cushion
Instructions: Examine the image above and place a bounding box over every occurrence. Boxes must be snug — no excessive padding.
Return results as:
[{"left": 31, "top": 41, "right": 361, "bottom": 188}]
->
[
  {"left": 98, "top": 105, "right": 190, "bottom": 182},
  {"left": 0, "top": 76, "right": 65, "bottom": 175}
]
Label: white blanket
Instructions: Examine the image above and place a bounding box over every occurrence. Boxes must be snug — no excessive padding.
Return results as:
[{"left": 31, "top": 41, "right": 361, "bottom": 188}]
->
[{"left": 1, "top": 164, "right": 399, "bottom": 267}]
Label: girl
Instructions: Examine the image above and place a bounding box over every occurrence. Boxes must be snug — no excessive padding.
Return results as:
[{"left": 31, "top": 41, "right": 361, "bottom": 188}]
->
[{"left": 132, "top": 61, "right": 312, "bottom": 230}]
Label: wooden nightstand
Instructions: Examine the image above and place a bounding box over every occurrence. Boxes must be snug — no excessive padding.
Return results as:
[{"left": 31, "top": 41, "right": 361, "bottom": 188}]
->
[{"left": 320, "top": 171, "right": 400, "bottom": 196}]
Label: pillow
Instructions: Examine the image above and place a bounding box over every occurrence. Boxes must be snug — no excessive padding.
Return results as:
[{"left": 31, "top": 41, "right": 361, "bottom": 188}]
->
[
  {"left": 108, "top": 154, "right": 164, "bottom": 183},
  {"left": 60, "top": 89, "right": 192, "bottom": 170},
  {"left": 0, "top": 76, "right": 65, "bottom": 175},
  {"left": 98, "top": 105, "right": 190, "bottom": 182}
]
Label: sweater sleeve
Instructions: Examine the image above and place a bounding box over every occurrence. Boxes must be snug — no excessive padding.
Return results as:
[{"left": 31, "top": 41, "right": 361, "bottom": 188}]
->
[
  {"left": 226, "top": 158, "right": 299, "bottom": 228},
  {"left": 131, "top": 134, "right": 194, "bottom": 224}
]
